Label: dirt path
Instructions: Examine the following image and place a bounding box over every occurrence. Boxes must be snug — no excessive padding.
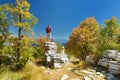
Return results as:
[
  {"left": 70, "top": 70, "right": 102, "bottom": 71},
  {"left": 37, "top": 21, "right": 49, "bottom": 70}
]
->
[{"left": 41, "top": 65, "right": 83, "bottom": 80}]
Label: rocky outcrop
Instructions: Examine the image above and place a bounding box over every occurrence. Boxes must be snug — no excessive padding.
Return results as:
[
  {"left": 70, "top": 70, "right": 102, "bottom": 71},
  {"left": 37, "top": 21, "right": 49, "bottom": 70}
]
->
[
  {"left": 98, "top": 50, "right": 120, "bottom": 74},
  {"left": 73, "top": 69, "right": 106, "bottom": 80},
  {"left": 44, "top": 42, "right": 69, "bottom": 68}
]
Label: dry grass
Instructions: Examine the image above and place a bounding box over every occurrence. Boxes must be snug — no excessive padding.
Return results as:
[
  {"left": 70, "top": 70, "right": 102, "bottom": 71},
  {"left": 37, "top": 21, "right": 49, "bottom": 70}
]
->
[
  {"left": 76, "top": 60, "right": 91, "bottom": 69},
  {"left": 0, "top": 63, "right": 46, "bottom": 80},
  {"left": 0, "top": 60, "right": 90, "bottom": 80},
  {"left": 40, "top": 64, "right": 83, "bottom": 80}
]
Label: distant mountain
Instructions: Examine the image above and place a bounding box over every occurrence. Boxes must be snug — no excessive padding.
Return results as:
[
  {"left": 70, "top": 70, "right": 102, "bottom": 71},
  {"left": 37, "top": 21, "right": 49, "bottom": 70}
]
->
[{"left": 55, "top": 39, "right": 68, "bottom": 46}]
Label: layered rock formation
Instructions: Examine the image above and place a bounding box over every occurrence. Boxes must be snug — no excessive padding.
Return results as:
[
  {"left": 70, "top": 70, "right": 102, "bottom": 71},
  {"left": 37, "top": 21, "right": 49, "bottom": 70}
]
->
[
  {"left": 98, "top": 50, "right": 120, "bottom": 74},
  {"left": 44, "top": 41, "right": 69, "bottom": 68}
]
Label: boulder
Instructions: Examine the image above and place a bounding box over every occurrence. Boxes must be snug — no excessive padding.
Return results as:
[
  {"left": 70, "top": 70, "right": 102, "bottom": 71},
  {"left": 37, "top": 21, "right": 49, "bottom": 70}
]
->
[{"left": 103, "top": 50, "right": 118, "bottom": 59}]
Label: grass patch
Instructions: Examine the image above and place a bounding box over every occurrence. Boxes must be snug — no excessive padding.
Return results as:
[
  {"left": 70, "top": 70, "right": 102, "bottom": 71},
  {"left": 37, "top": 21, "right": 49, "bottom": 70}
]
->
[
  {"left": 0, "top": 61, "right": 85, "bottom": 80},
  {"left": 0, "top": 63, "right": 46, "bottom": 80}
]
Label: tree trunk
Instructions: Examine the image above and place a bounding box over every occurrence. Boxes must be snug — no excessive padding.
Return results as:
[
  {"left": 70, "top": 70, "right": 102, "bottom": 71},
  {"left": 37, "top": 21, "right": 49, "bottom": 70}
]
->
[{"left": 17, "top": 14, "right": 22, "bottom": 63}]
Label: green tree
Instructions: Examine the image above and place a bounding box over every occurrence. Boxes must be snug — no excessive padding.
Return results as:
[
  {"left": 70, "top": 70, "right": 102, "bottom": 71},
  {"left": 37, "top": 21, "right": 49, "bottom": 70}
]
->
[
  {"left": 0, "top": 4, "right": 9, "bottom": 50},
  {"left": 103, "top": 16, "right": 119, "bottom": 40},
  {"left": 97, "top": 17, "right": 120, "bottom": 56}
]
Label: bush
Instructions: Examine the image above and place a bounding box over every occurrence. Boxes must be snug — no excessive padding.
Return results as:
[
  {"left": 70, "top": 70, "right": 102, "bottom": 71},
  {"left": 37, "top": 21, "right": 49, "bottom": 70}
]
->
[
  {"left": 33, "top": 47, "right": 44, "bottom": 59},
  {"left": 10, "top": 57, "right": 28, "bottom": 71}
]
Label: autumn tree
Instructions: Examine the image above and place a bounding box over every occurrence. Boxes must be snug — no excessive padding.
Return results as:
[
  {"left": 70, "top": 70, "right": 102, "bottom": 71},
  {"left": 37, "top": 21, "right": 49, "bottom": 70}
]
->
[
  {"left": 8, "top": 0, "right": 37, "bottom": 64},
  {"left": 67, "top": 17, "right": 99, "bottom": 60}
]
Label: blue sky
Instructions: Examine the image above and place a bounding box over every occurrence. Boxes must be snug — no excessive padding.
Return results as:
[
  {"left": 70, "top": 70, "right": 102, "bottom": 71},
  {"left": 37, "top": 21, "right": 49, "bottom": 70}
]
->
[{"left": 1, "top": 0, "right": 120, "bottom": 40}]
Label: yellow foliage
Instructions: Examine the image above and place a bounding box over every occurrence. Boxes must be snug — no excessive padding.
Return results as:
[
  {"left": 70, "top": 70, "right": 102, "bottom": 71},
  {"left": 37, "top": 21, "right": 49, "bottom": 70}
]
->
[
  {"left": 22, "top": 1, "right": 30, "bottom": 8},
  {"left": 24, "top": 11, "right": 30, "bottom": 19}
]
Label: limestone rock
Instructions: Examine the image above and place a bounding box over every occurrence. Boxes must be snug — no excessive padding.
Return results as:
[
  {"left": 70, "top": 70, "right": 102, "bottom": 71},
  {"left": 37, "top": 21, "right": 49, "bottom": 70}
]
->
[
  {"left": 108, "top": 61, "right": 120, "bottom": 74},
  {"left": 61, "top": 74, "right": 69, "bottom": 80},
  {"left": 98, "top": 58, "right": 109, "bottom": 68},
  {"left": 103, "top": 50, "right": 118, "bottom": 59},
  {"left": 44, "top": 41, "right": 69, "bottom": 68},
  {"left": 84, "top": 76, "right": 91, "bottom": 80},
  {"left": 71, "top": 78, "right": 80, "bottom": 80},
  {"left": 98, "top": 50, "right": 120, "bottom": 74}
]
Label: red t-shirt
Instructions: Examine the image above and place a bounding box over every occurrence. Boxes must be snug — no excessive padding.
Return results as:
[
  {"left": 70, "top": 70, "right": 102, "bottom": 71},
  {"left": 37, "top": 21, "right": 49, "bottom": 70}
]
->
[{"left": 46, "top": 26, "right": 51, "bottom": 33}]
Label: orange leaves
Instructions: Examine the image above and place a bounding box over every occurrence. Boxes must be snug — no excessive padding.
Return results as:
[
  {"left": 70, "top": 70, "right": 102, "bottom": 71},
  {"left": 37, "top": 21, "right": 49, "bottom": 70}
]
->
[
  {"left": 79, "top": 17, "right": 98, "bottom": 31},
  {"left": 67, "top": 17, "right": 99, "bottom": 60}
]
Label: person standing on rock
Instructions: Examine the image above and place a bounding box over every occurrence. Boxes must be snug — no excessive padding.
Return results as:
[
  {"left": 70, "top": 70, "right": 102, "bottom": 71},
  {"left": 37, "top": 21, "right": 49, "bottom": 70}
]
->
[{"left": 46, "top": 25, "right": 52, "bottom": 42}]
